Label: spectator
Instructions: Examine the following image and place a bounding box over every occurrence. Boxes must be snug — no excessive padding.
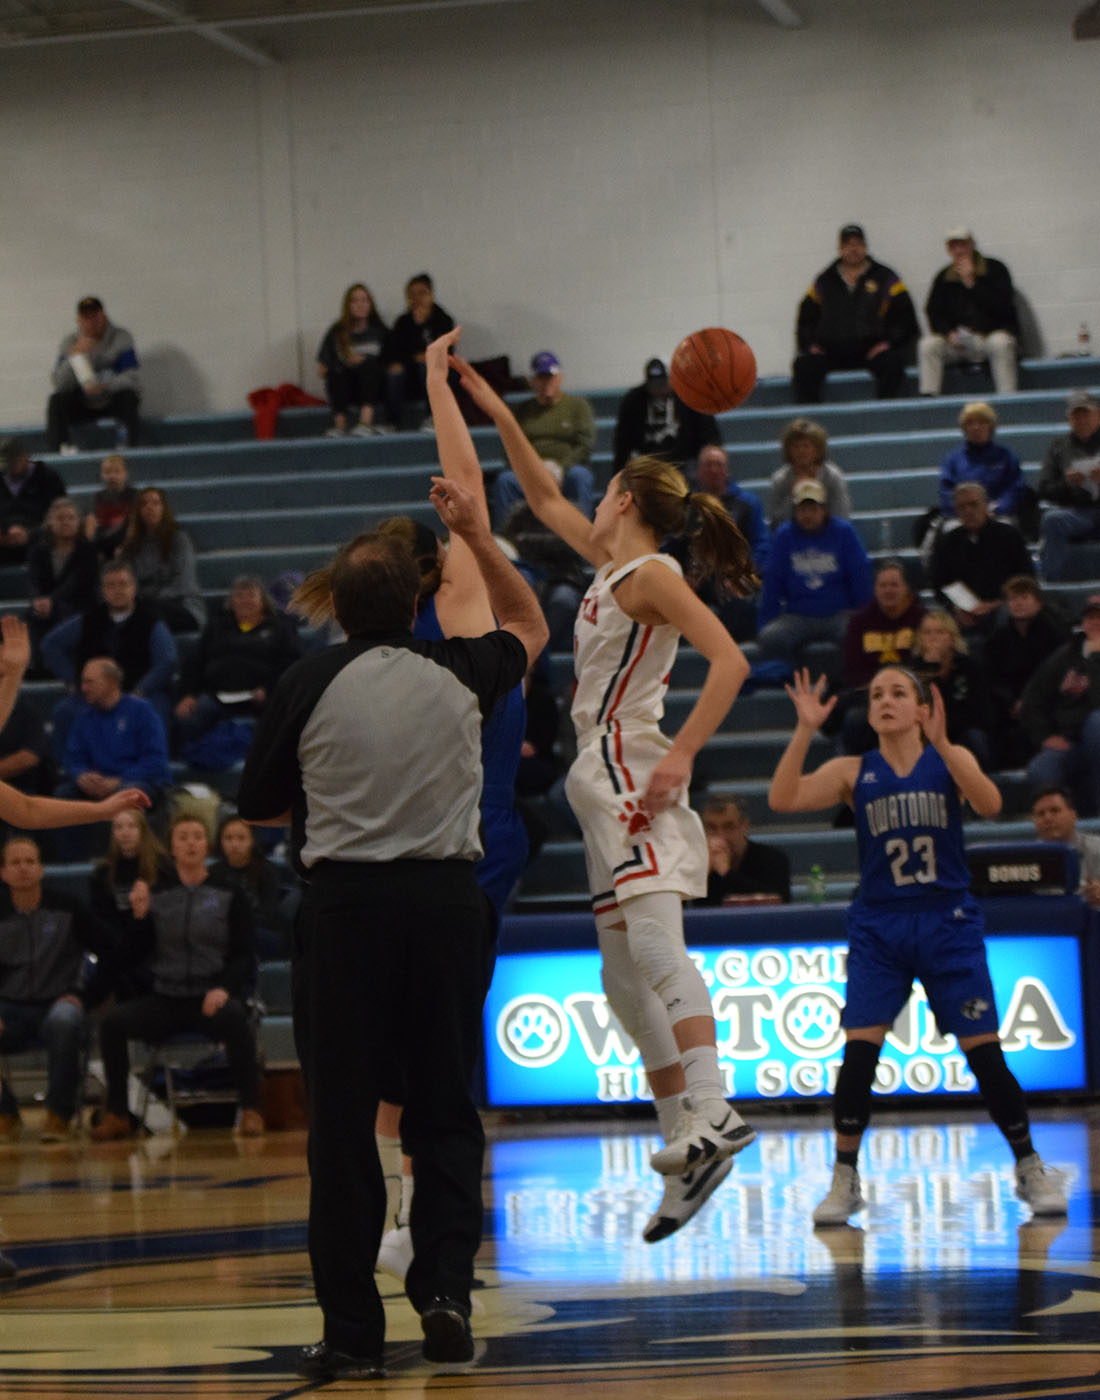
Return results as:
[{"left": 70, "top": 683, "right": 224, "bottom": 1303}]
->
[
  {"left": 792, "top": 223, "right": 919, "bottom": 403},
  {"left": 26, "top": 497, "right": 99, "bottom": 660},
  {"left": 89, "top": 806, "right": 172, "bottom": 936},
  {"left": 757, "top": 479, "right": 873, "bottom": 674},
  {"left": 59, "top": 658, "right": 172, "bottom": 809},
  {"left": 1030, "top": 785, "right": 1100, "bottom": 908},
  {"left": 210, "top": 815, "right": 290, "bottom": 960},
  {"left": 699, "top": 795, "right": 790, "bottom": 905},
  {"left": 986, "top": 576, "right": 1069, "bottom": 768},
  {"left": 500, "top": 502, "right": 589, "bottom": 653},
  {"left": 767, "top": 418, "right": 851, "bottom": 530},
  {"left": 83, "top": 454, "right": 138, "bottom": 559},
  {"left": 174, "top": 575, "right": 302, "bottom": 750},
  {"left": 1021, "top": 596, "right": 1100, "bottom": 814},
  {"left": 46, "top": 296, "right": 142, "bottom": 454},
  {"left": 837, "top": 558, "right": 925, "bottom": 753},
  {"left": 612, "top": 357, "right": 720, "bottom": 471},
  {"left": 1037, "top": 391, "right": 1100, "bottom": 581},
  {"left": 0, "top": 696, "right": 51, "bottom": 800},
  {"left": 935, "top": 402, "right": 1036, "bottom": 537},
  {"left": 118, "top": 486, "right": 206, "bottom": 633},
  {"left": 927, "top": 482, "right": 1034, "bottom": 636},
  {"left": 90, "top": 814, "right": 263, "bottom": 1141},
  {"left": 493, "top": 352, "right": 596, "bottom": 523},
  {"left": 317, "top": 283, "right": 389, "bottom": 437},
  {"left": 384, "top": 273, "right": 455, "bottom": 430},
  {"left": 0, "top": 836, "right": 115, "bottom": 1141},
  {"left": 919, "top": 227, "right": 1019, "bottom": 396},
  {"left": 667, "top": 444, "right": 766, "bottom": 642},
  {"left": 41, "top": 559, "right": 178, "bottom": 756},
  {"left": 0, "top": 437, "right": 66, "bottom": 563},
  {"left": 910, "top": 609, "right": 994, "bottom": 769}
]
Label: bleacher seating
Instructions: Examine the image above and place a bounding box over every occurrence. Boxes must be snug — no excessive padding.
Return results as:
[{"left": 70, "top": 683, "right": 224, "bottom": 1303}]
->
[{"left": 5, "top": 355, "right": 1100, "bottom": 926}]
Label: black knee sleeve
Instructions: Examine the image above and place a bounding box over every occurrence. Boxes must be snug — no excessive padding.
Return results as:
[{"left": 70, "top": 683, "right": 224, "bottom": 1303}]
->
[
  {"left": 965, "top": 1041, "right": 1030, "bottom": 1144},
  {"left": 833, "top": 1039, "right": 881, "bottom": 1137}
]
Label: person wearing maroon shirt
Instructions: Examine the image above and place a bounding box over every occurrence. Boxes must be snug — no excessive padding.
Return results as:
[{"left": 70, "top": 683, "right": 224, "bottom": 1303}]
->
[{"left": 836, "top": 559, "right": 924, "bottom": 754}]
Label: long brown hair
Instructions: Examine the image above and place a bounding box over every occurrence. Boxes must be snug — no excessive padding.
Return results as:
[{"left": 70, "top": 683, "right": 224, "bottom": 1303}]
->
[
  {"left": 121, "top": 486, "right": 179, "bottom": 562},
  {"left": 619, "top": 456, "right": 760, "bottom": 597},
  {"left": 292, "top": 519, "right": 439, "bottom": 627},
  {"left": 291, "top": 532, "right": 419, "bottom": 635},
  {"left": 375, "top": 516, "right": 442, "bottom": 599},
  {"left": 335, "top": 282, "right": 383, "bottom": 361},
  {"left": 100, "top": 808, "right": 166, "bottom": 886}
]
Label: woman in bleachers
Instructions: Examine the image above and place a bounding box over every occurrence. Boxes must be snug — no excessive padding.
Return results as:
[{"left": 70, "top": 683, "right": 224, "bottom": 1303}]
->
[
  {"left": 909, "top": 608, "right": 993, "bottom": 769},
  {"left": 767, "top": 417, "right": 852, "bottom": 530},
  {"left": 83, "top": 454, "right": 138, "bottom": 559},
  {"left": 26, "top": 497, "right": 99, "bottom": 661},
  {"left": 936, "top": 402, "right": 1037, "bottom": 538},
  {"left": 210, "top": 815, "right": 289, "bottom": 961},
  {"left": 119, "top": 486, "right": 206, "bottom": 633},
  {"left": 316, "top": 283, "right": 389, "bottom": 438}
]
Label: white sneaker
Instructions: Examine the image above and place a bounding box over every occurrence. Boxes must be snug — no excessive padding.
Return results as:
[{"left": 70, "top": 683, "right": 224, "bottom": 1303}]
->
[
  {"left": 350, "top": 422, "right": 376, "bottom": 437},
  {"left": 376, "top": 1224, "right": 413, "bottom": 1282},
  {"left": 650, "top": 1095, "right": 756, "bottom": 1175},
  {"left": 813, "top": 1163, "right": 866, "bottom": 1226},
  {"left": 323, "top": 425, "right": 346, "bottom": 438},
  {"left": 643, "top": 1155, "right": 733, "bottom": 1243},
  {"left": 59, "top": 442, "right": 79, "bottom": 456},
  {"left": 1014, "top": 1153, "right": 1068, "bottom": 1216}
]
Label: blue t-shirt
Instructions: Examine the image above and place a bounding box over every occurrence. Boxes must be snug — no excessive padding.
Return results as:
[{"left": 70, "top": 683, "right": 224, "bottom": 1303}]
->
[{"left": 852, "top": 746, "right": 971, "bottom": 905}]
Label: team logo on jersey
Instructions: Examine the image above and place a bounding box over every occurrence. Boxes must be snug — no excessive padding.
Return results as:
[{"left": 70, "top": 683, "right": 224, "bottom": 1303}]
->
[
  {"left": 618, "top": 798, "right": 651, "bottom": 836},
  {"left": 860, "top": 770, "right": 877, "bottom": 783},
  {"left": 961, "top": 997, "right": 990, "bottom": 1020},
  {"left": 581, "top": 592, "right": 599, "bottom": 625}
]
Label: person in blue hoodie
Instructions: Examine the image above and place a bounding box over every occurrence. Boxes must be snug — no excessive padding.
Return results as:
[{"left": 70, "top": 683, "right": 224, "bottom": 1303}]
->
[
  {"left": 757, "top": 478, "right": 873, "bottom": 676},
  {"left": 936, "top": 402, "right": 1037, "bottom": 538}
]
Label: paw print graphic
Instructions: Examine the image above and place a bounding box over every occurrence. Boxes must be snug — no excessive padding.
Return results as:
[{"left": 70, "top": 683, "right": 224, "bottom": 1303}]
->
[
  {"left": 499, "top": 995, "right": 569, "bottom": 1066},
  {"left": 618, "top": 798, "right": 651, "bottom": 837}
]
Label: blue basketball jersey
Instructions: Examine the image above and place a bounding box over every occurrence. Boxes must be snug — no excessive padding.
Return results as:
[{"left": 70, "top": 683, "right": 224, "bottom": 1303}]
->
[{"left": 852, "top": 746, "right": 971, "bottom": 904}]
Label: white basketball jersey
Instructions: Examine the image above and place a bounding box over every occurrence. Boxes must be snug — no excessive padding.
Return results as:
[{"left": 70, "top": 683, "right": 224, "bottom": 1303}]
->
[{"left": 571, "top": 553, "right": 682, "bottom": 743}]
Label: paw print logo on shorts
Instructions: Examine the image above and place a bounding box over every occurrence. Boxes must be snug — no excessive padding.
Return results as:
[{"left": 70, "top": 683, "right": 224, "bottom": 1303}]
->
[
  {"left": 618, "top": 798, "right": 651, "bottom": 837},
  {"left": 497, "top": 995, "right": 570, "bottom": 1067}
]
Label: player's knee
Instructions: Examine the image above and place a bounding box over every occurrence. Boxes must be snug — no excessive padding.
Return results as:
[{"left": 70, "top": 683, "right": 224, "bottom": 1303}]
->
[
  {"left": 833, "top": 1038, "right": 881, "bottom": 1137},
  {"left": 624, "top": 914, "right": 711, "bottom": 1022}
]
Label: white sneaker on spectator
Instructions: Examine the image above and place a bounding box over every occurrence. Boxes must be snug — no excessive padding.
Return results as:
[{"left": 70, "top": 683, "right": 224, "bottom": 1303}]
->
[
  {"left": 59, "top": 442, "right": 79, "bottom": 456},
  {"left": 650, "top": 1095, "right": 755, "bottom": 1175},
  {"left": 1015, "top": 1153, "right": 1068, "bottom": 1216},
  {"left": 813, "top": 1163, "right": 866, "bottom": 1226},
  {"left": 376, "top": 1225, "right": 413, "bottom": 1282},
  {"left": 643, "top": 1156, "right": 733, "bottom": 1243},
  {"left": 350, "top": 423, "right": 376, "bottom": 437},
  {"left": 323, "top": 425, "right": 346, "bottom": 438}
]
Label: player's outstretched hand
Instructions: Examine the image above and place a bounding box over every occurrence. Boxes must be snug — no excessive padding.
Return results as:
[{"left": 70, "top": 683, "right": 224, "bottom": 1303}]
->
[
  {"left": 918, "top": 683, "right": 949, "bottom": 751},
  {"left": 98, "top": 788, "right": 152, "bottom": 820},
  {"left": 784, "top": 668, "right": 836, "bottom": 731},
  {"left": 429, "top": 475, "right": 488, "bottom": 542},
  {"left": 0, "top": 615, "right": 31, "bottom": 683},
  {"left": 426, "top": 326, "right": 462, "bottom": 382}
]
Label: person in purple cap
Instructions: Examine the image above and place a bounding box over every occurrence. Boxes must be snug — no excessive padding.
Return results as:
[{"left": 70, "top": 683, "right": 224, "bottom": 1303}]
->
[
  {"left": 792, "top": 225, "right": 919, "bottom": 404},
  {"left": 493, "top": 351, "right": 596, "bottom": 523}
]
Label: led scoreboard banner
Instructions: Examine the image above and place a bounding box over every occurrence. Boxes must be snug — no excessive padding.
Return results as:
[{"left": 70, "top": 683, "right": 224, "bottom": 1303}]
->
[{"left": 485, "top": 899, "right": 1094, "bottom": 1108}]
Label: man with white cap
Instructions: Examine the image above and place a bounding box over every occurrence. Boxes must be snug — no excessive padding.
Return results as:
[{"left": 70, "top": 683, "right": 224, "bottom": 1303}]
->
[
  {"left": 756, "top": 476, "right": 873, "bottom": 674},
  {"left": 919, "top": 228, "right": 1019, "bottom": 395}
]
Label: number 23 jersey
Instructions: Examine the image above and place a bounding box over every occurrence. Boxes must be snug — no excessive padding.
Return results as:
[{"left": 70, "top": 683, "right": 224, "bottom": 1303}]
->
[{"left": 852, "top": 746, "right": 971, "bottom": 904}]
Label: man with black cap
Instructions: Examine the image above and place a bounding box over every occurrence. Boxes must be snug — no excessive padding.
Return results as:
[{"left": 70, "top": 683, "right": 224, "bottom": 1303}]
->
[
  {"left": 493, "top": 351, "right": 596, "bottom": 523},
  {"left": 0, "top": 438, "right": 66, "bottom": 562},
  {"left": 919, "top": 227, "right": 1019, "bottom": 396},
  {"left": 793, "top": 224, "right": 919, "bottom": 404},
  {"left": 612, "top": 356, "right": 720, "bottom": 471},
  {"left": 46, "top": 297, "right": 142, "bottom": 454},
  {"left": 1037, "top": 390, "right": 1100, "bottom": 579}
]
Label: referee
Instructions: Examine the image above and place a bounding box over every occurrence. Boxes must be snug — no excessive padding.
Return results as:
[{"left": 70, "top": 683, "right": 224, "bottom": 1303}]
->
[{"left": 237, "top": 478, "right": 547, "bottom": 1381}]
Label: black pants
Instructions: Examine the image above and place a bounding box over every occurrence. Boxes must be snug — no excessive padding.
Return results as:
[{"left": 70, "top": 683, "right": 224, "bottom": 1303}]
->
[
  {"left": 325, "top": 360, "right": 383, "bottom": 417},
  {"left": 46, "top": 387, "right": 142, "bottom": 451},
  {"left": 792, "top": 342, "right": 907, "bottom": 403},
  {"left": 296, "top": 858, "right": 489, "bottom": 1358},
  {"left": 98, "top": 991, "right": 261, "bottom": 1116}
]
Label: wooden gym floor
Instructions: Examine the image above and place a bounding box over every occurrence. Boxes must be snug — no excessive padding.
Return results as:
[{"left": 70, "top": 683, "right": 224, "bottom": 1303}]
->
[{"left": 1, "top": 1103, "right": 1098, "bottom": 1399}]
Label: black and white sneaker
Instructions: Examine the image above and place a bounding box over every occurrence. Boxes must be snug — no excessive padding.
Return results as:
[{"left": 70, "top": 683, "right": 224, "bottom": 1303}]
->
[
  {"left": 643, "top": 1155, "right": 734, "bottom": 1243},
  {"left": 650, "top": 1095, "right": 756, "bottom": 1175}
]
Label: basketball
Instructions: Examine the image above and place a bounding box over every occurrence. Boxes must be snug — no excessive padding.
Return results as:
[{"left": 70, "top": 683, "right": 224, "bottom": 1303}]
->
[{"left": 669, "top": 327, "right": 757, "bottom": 415}]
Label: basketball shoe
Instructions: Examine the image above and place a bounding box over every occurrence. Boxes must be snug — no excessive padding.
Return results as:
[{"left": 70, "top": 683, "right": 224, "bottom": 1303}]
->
[
  {"left": 813, "top": 1163, "right": 866, "bottom": 1226},
  {"left": 650, "top": 1095, "right": 756, "bottom": 1175},
  {"left": 643, "top": 1155, "right": 733, "bottom": 1243},
  {"left": 1014, "top": 1154, "right": 1068, "bottom": 1216},
  {"left": 376, "top": 1225, "right": 413, "bottom": 1283}
]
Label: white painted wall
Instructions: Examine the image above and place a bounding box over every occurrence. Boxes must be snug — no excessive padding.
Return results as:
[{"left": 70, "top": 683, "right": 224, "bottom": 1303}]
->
[{"left": 1, "top": 0, "right": 1096, "bottom": 421}]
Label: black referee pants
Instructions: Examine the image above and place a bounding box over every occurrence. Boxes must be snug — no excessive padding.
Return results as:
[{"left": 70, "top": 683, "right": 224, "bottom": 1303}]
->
[{"left": 296, "top": 858, "right": 489, "bottom": 1358}]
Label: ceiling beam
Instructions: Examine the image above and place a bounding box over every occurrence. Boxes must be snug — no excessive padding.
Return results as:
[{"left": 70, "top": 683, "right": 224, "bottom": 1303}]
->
[
  {"left": 754, "top": 0, "right": 803, "bottom": 29},
  {"left": 117, "top": 0, "right": 276, "bottom": 65}
]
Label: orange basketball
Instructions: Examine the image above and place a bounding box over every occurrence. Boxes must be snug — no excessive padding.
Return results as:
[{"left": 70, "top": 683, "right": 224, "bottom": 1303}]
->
[{"left": 669, "top": 327, "right": 757, "bottom": 415}]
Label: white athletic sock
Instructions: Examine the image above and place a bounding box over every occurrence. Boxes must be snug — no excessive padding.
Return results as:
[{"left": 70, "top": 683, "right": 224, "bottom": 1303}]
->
[
  {"left": 654, "top": 1092, "right": 684, "bottom": 1143},
  {"left": 680, "top": 1044, "right": 737, "bottom": 1119},
  {"left": 397, "top": 1170, "right": 414, "bottom": 1229},
  {"left": 376, "top": 1133, "right": 403, "bottom": 1229}
]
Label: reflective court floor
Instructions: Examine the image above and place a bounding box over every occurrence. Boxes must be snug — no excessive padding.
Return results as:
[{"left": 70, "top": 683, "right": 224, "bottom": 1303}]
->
[{"left": 1, "top": 1105, "right": 1099, "bottom": 1398}]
